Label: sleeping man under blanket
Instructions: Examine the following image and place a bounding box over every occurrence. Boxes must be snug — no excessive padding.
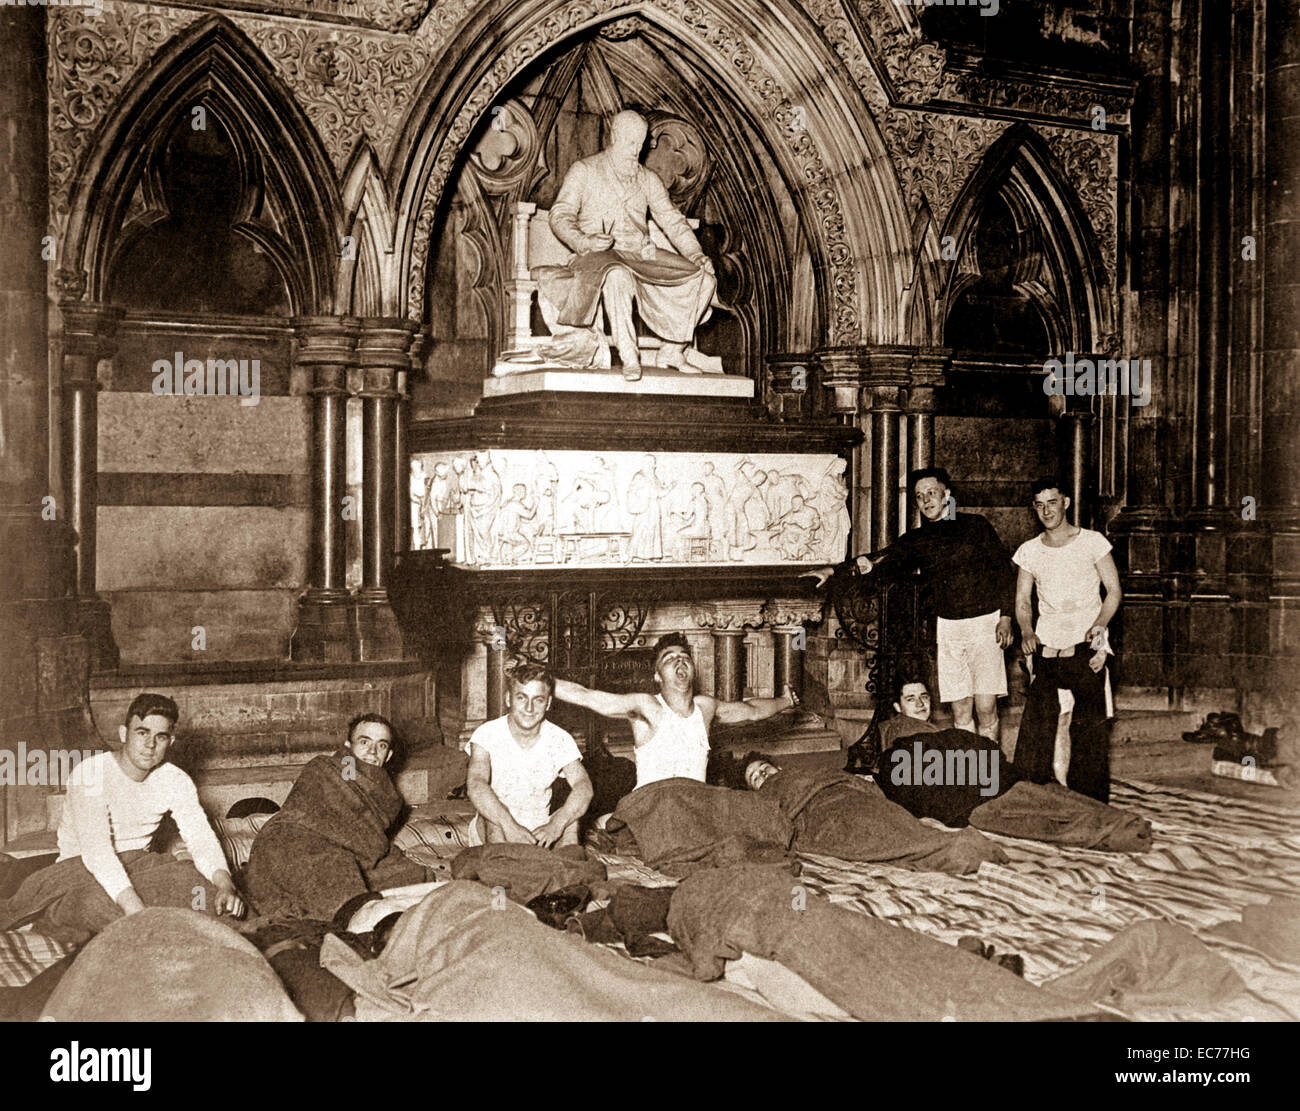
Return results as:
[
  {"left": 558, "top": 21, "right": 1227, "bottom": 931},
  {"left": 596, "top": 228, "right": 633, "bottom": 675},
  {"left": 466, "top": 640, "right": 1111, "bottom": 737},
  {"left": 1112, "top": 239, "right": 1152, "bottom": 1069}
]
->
[{"left": 245, "top": 713, "right": 431, "bottom": 922}]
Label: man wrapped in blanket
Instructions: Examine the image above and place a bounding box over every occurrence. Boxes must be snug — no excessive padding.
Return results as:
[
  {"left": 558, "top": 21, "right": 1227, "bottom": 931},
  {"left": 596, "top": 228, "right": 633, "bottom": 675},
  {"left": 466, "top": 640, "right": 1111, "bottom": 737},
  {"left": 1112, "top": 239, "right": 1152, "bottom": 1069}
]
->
[
  {"left": 872, "top": 675, "right": 1151, "bottom": 852},
  {"left": 245, "top": 714, "right": 430, "bottom": 922}
]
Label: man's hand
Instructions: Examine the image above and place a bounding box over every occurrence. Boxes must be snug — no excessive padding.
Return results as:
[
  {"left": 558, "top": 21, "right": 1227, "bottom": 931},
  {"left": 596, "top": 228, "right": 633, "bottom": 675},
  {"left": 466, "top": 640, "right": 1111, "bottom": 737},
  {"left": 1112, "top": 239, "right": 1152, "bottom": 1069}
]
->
[
  {"left": 800, "top": 566, "right": 834, "bottom": 589},
  {"left": 585, "top": 233, "right": 614, "bottom": 252},
  {"left": 1020, "top": 631, "right": 1041, "bottom": 655},
  {"left": 213, "top": 880, "right": 245, "bottom": 918},
  {"left": 995, "top": 616, "right": 1014, "bottom": 649},
  {"left": 783, "top": 686, "right": 799, "bottom": 711},
  {"left": 531, "top": 818, "right": 566, "bottom": 849},
  {"left": 504, "top": 820, "right": 538, "bottom": 846},
  {"left": 1088, "top": 648, "right": 1108, "bottom": 674},
  {"left": 855, "top": 556, "right": 873, "bottom": 574},
  {"left": 116, "top": 887, "right": 147, "bottom": 916}
]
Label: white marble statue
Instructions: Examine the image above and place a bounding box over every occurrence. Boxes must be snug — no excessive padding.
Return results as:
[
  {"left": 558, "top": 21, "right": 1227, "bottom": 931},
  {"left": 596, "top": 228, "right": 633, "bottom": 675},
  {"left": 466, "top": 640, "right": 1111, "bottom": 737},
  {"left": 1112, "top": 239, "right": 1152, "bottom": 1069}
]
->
[{"left": 536, "top": 110, "right": 718, "bottom": 382}]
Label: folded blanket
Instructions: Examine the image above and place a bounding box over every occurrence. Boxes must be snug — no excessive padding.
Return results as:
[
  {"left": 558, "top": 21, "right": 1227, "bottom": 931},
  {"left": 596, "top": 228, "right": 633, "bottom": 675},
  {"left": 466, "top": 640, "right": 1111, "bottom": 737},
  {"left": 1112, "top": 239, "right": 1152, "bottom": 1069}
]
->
[
  {"left": 320, "top": 881, "right": 786, "bottom": 1021},
  {"left": 666, "top": 864, "right": 1095, "bottom": 1022},
  {"left": 1205, "top": 899, "right": 1300, "bottom": 964},
  {"left": 246, "top": 751, "right": 427, "bottom": 920},
  {"left": 43, "top": 907, "right": 302, "bottom": 1022},
  {"left": 877, "top": 727, "right": 1016, "bottom": 827},
  {"left": 451, "top": 842, "right": 607, "bottom": 905},
  {"left": 969, "top": 781, "right": 1153, "bottom": 852},
  {"left": 610, "top": 778, "right": 794, "bottom": 877},
  {"left": 1044, "top": 920, "right": 1246, "bottom": 1011},
  {"left": 762, "top": 767, "right": 1006, "bottom": 874},
  {"left": 0, "top": 850, "right": 228, "bottom": 946}
]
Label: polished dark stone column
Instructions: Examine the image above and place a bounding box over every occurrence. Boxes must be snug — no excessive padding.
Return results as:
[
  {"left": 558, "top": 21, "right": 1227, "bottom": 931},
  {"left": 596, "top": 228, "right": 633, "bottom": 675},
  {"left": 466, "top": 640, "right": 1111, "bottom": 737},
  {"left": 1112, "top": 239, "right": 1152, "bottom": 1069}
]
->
[
  {"left": 904, "top": 350, "right": 947, "bottom": 529},
  {"left": 291, "top": 317, "right": 359, "bottom": 662},
  {"left": 354, "top": 320, "right": 414, "bottom": 661}
]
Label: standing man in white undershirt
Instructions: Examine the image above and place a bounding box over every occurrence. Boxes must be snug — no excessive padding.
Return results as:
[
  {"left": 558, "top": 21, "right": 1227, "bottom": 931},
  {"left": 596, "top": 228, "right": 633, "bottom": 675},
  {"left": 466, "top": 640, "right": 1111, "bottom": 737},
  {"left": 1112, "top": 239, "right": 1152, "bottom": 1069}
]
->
[
  {"left": 1013, "top": 477, "right": 1123, "bottom": 802},
  {"left": 554, "top": 632, "right": 799, "bottom": 789}
]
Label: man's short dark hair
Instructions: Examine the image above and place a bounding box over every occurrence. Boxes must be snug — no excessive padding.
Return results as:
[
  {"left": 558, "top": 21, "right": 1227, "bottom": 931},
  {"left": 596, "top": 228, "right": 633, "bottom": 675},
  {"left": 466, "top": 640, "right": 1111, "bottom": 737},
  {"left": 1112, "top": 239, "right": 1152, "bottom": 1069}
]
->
[
  {"left": 1030, "top": 476, "right": 1066, "bottom": 500},
  {"left": 125, "top": 693, "right": 179, "bottom": 729},
  {"left": 892, "top": 672, "right": 930, "bottom": 704},
  {"left": 347, "top": 712, "right": 395, "bottom": 743},
  {"left": 652, "top": 632, "right": 692, "bottom": 665},
  {"left": 508, "top": 664, "right": 555, "bottom": 696},
  {"left": 909, "top": 466, "right": 952, "bottom": 492}
]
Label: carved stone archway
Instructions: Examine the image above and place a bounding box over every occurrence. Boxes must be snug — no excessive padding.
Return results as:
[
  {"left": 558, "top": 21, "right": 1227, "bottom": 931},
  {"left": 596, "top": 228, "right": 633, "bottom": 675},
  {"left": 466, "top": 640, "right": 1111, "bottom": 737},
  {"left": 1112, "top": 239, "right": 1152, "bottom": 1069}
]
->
[{"left": 386, "top": 0, "right": 918, "bottom": 349}]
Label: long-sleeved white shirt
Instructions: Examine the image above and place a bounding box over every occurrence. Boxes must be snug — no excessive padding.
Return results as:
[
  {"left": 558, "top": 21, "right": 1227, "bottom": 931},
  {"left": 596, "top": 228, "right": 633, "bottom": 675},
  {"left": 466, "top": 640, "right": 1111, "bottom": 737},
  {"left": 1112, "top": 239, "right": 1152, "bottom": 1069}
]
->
[{"left": 56, "top": 752, "right": 230, "bottom": 902}]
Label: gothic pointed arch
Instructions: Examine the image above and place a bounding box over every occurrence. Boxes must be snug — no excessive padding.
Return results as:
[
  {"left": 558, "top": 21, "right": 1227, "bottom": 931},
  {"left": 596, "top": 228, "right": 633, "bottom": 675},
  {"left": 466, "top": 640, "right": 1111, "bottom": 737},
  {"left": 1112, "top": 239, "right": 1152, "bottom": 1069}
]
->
[
  {"left": 62, "top": 17, "right": 343, "bottom": 315},
  {"left": 936, "top": 124, "right": 1112, "bottom": 355},
  {"left": 385, "top": 0, "right": 917, "bottom": 350}
]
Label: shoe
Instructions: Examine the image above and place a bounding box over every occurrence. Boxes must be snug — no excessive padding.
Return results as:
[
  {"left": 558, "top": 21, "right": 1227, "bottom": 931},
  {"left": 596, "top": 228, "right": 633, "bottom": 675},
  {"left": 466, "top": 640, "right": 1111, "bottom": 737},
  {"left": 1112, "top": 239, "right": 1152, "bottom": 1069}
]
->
[{"left": 621, "top": 363, "right": 642, "bottom": 382}]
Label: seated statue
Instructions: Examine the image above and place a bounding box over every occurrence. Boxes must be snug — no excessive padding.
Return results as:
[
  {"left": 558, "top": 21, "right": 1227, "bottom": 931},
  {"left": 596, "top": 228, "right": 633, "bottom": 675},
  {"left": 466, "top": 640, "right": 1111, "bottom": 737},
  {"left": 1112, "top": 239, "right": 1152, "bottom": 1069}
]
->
[{"left": 535, "top": 109, "right": 718, "bottom": 381}]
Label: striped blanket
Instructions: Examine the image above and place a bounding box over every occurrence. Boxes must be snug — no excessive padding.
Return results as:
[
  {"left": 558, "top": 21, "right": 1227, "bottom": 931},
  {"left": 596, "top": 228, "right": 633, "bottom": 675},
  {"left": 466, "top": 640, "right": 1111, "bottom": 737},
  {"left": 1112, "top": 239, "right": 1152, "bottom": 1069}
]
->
[{"left": 594, "top": 778, "right": 1300, "bottom": 1021}]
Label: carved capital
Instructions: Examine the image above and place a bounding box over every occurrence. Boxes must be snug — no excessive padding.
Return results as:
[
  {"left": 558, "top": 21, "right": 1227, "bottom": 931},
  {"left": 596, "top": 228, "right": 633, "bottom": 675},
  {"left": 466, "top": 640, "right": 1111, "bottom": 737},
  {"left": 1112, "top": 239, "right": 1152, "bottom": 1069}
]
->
[
  {"left": 60, "top": 302, "right": 124, "bottom": 361},
  {"left": 765, "top": 598, "right": 825, "bottom": 629},
  {"left": 294, "top": 315, "right": 361, "bottom": 371},
  {"left": 702, "top": 600, "right": 765, "bottom": 632}
]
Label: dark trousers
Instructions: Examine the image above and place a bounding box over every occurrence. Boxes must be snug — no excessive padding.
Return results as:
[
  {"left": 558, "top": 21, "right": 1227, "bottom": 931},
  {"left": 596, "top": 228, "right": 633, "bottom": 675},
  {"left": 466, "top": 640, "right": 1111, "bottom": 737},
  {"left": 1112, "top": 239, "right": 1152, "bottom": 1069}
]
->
[{"left": 1016, "top": 646, "right": 1111, "bottom": 803}]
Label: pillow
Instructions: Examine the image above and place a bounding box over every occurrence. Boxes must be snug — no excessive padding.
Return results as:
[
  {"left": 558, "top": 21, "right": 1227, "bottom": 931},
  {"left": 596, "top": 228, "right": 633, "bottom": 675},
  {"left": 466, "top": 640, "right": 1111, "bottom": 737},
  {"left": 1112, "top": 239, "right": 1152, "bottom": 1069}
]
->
[
  {"left": 211, "top": 814, "right": 274, "bottom": 873},
  {"left": 392, "top": 811, "right": 476, "bottom": 864}
]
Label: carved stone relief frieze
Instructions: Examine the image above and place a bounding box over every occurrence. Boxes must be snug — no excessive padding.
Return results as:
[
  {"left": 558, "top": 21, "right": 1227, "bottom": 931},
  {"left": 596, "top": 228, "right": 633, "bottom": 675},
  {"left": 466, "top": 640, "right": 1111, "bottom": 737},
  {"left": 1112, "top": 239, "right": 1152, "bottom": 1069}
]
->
[
  {"left": 880, "top": 109, "right": 1009, "bottom": 223},
  {"left": 410, "top": 448, "right": 850, "bottom": 571},
  {"left": 1036, "top": 125, "right": 1119, "bottom": 286}
]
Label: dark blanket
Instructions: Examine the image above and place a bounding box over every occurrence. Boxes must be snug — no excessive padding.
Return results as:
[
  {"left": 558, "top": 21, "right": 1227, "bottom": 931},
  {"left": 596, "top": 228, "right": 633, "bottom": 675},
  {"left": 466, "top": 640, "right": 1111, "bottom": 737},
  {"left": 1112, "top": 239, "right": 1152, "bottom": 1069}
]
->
[
  {"left": 0, "top": 850, "right": 228, "bottom": 946},
  {"left": 969, "top": 781, "right": 1153, "bottom": 852},
  {"left": 667, "top": 864, "right": 1094, "bottom": 1022},
  {"left": 877, "top": 726, "right": 1017, "bottom": 827},
  {"left": 451, "top": 842, "right": 607, "bottom": 906},
  {"left": 320, "top": 881, "right": 784, "bottom": 1021},
  {"left": 43, "top": 907, "right": 301, "bottom": 1022},
  {"left": 610, "top": 778, "right": 795, "bottom": 878},
  {"left": 245, "top": 750, "right": 427, "bottom": 920},
  {"left": 762, "top": 767, "right": 1006, "bottom": 874}
]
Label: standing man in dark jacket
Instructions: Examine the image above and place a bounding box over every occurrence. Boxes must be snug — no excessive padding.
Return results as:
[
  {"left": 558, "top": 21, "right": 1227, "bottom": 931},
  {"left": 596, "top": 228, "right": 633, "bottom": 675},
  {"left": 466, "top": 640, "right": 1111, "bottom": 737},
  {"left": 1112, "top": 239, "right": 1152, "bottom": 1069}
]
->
[{"left": 809, "top": 467, "right": 1016, "bottom": 741}]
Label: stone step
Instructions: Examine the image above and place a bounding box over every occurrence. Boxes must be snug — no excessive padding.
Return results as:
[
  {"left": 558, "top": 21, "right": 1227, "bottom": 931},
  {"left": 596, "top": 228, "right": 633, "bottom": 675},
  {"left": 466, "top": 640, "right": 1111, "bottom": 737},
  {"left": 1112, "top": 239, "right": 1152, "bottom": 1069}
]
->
[{"left": 1112, "top": 740, "right": 1215, "bottom": 778}]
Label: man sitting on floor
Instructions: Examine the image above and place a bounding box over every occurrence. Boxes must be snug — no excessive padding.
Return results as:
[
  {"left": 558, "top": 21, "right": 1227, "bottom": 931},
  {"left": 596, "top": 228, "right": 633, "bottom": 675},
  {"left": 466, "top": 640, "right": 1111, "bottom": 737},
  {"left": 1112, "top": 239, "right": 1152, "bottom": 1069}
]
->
[
  {"left": 555, "top": 632, "right": 798, "bottom": 790},
  {"left": 0, "top": 692, "right": 243, "bottom": 945},
  {"left": 738, "top": 753, "right": 1006, "bottom": 874},
  {"left": 466, "top": 665, "right": 594, "bottom": 848},
  {"left": 874, "top": 675, "right": 1151, "bottom": 852},
  {"left": 245, "top": 713, "right": 430, "bottom": 922}
]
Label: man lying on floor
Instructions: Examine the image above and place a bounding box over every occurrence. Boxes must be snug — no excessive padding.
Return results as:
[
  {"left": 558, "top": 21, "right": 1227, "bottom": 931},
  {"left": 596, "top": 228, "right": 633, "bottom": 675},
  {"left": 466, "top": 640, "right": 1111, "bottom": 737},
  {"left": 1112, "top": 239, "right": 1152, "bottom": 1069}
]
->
[
  {"left": 466, "top": 665, "right": 593, "bottom": 848},
  {"left": 0, "top": 692, "right": 243, "bottom": 946},
  {"left": 737, "top": 753, "right": 1006, "bottom": 874},
  {"left": 245, "top": 713, "right": 431, "bottom": 922},
  {"left": 874, "top": 675, "right": 1151, "bottom": 852}
]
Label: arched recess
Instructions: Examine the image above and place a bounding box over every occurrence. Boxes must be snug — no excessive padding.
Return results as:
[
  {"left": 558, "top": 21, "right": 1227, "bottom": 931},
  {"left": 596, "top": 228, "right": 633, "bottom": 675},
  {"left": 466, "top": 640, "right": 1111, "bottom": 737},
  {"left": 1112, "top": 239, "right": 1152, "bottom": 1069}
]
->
[
  {"left": 928, "top": 125, "right": 1112, "bottom": 355},
  {"left": 62, "top": 17, "right": 342, "bottom": 315},
  {"left": 383, "top": 0, "right": 918, "bottom": 350},
  {"left": 339, "top": 144, "right": 398, "bottom": 319}
]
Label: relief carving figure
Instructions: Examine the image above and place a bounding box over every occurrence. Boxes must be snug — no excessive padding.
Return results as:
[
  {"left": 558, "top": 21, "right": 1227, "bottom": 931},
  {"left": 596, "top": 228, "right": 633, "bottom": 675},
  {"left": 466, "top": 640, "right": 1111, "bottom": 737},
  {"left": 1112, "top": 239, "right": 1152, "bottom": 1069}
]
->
[
  {"left": 428, "top": 460, "right": 463, "bottom": 552},
  {"left": 534, "top": 454, "right": 560, "bottom": 538},
  {"left": 462, "top": 451, "right": 501, "bottom": 564},
  {"left": 491, "top": 483, "right": 538, "bottom": 564},
  {"left": 674, "top": 481, "right": 713, "bottom": 559},
  {"left": 722, "top": 459, "right": 763, "bottom": 557},
  {"left": 559, "top": 455, "right": 616, "bottom": 533},
  {"left": 763, "top": 470, "right": 810, "bottom": 523},
  {"left": 536, "top": 110, "right": 718, "bottom": 382},
  {"left": 818, "top": 466, "right": 851, "bottom": 560},
  {"left": 767, "top": 494, "right": 822, "bottom": 561},
  {"left": 626, "top": 454, "right": 674, "bottom": 562}
]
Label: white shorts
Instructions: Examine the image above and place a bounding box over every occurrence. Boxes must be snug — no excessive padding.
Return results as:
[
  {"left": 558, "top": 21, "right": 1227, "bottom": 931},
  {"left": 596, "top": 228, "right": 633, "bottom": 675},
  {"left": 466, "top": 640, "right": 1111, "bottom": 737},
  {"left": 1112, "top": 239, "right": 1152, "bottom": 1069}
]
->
[{"left": 935, "top": 611, "right": 1008, "bottom": 702}]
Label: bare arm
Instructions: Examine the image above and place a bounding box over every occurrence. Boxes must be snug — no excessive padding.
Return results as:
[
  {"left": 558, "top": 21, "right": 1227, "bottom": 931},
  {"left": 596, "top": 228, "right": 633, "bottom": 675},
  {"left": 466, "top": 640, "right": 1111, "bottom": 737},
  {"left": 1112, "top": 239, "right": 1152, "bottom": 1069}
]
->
[
  {"left": 1015, "top": 566, "right": 1039, "bottom": 654},
  {"left": 544, "top": 760, "right": 594, "bottom": 835},
  {"left": 1088, "top": 553, "right": 1123, "bottom": 645},
  {"left": 706, "top": 687, "right": 797, "bottom": 725},
  {"left": 465, "top": 745, "right": 535, "bottom": 844},
  {"left": 553, "top": 679, "right": 653, "bottom": 721}
]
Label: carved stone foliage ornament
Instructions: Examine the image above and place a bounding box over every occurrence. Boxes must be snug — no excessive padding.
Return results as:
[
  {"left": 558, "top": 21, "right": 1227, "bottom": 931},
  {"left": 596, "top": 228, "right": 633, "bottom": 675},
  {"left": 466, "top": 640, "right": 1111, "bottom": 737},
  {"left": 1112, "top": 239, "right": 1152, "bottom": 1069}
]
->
[
  {"left": 1037, "top": 125, "right": 1119, "bottom": 285},
  {"left": 187, "top": 2, "right": 434, "bottom": 34},
  {"left": 410, "top": 449, "right": 850, "bottom": 571},
  {"left": 406, "top": 0, "right": 861, "bottom": 345},
  {"left": 881, "top": 110, "right": 1009, "bottom": 222},
  {"left": 48, "top": 3, "right": 203, "bottom": 223}
]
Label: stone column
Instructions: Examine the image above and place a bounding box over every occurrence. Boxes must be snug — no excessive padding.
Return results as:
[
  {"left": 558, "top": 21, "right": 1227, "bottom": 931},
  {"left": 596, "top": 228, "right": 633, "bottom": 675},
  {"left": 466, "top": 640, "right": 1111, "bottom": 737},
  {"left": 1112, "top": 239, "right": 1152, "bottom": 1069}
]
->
[
  {"left": 692, "top": 601, "right": 763, "bottom": 700},
  {"left": 765, "top": 599, "right": 825, "bottom": 699},
  {"left": 58, "top": 300, "right": 123, "bottom": 670},
  {"left": 291, "top": 316, "right": 358, "bottom": 661},
  {"left": 1058, "top": 395, "right": 1095, "bottom": 529},
  {"left": 0, "top": 6, "right": 93, "bottom": 842},
  {"left": 353, "top": 319, "right": 414, "bottom": 660},
  {"left": 1263, "top": 0, "right": 1300, "bottom": 688}
]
